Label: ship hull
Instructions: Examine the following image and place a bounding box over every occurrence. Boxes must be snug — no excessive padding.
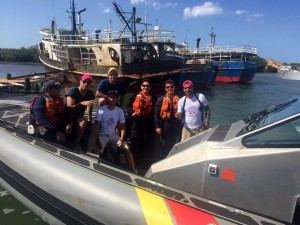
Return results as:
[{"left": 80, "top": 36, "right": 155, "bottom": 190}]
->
[{"left": 213, "top": 61, "right": 257, "bottom": 83}]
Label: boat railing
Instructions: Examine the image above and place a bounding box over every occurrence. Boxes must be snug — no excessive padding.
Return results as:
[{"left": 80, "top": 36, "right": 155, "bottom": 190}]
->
[
  {"left": 177, "top": 45, "right": 258, "bottom": 55},
  {"left": 176, "top": 44, "right": 258, "bottom": 61},
  {"left": 136, "top": 29, "right": 176, "bottom": 43},
  {"left": 40, "top": 28, "right": 176, "bottom": 45}
]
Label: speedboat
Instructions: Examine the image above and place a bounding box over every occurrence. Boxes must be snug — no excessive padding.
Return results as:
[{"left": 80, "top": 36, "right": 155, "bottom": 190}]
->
[{"left": 0, "top": 96, "right": 300, "bottom": 224}]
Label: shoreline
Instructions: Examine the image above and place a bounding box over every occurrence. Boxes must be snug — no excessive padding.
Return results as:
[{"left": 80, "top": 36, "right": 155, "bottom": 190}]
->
[{"left": 0, "top": 61, "right": 43, "bottom": 66}]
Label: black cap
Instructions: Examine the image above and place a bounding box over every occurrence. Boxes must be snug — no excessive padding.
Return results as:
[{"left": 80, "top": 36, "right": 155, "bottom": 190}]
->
[
  {"left": 44, "top": 80, "right": 61, "bottom": 90},
  {"left": 107, "top": 90, "right": 118, "bottom": 97}
]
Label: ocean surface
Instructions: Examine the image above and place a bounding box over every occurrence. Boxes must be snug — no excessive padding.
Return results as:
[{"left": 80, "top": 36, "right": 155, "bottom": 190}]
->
[{"left": 0, "top": 63, "right": 299, "bottom": 224}]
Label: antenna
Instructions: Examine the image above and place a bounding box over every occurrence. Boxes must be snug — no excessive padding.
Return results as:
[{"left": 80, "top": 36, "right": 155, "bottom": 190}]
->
[{"left": 51, "top": 0, "right": 56, "bottom": 23}]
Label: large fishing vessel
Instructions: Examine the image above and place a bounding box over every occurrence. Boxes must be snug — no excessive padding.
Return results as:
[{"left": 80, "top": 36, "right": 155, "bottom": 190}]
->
[
  {"left": 0, "top": 94, "right": 300, "bottom": 224},
  {"left": 176, "top": 28, "right": 258, "bottom": 83},
  {"left": 38, "top": 1, "right": 186, "bottom": 84}
]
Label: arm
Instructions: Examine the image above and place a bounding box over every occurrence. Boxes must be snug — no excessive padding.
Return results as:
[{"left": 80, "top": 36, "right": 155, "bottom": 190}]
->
[
  {"left": 66, "top": 96, "right": 94, "bottom": 111},
  {"left": 126, "top": 93, "right": 136, "bottom": 117},
  {"left": 95, "top": 80, "right": 107, "bottom": 98},
  {"left": 204, "top": 105, "right": 210, "bottom": 129},
  {"left": 32, "top": 97, "right": 57, "bottom": 130},
  {"left": 154, "top": 97, "right": 163, "bottom": 134},
  {"left": 175, "top": 98, "right": 183, "bottom": 120},
  {"left": 95, "top": 90, "right": 107, "bottom": 98},
  {"left": 117, "top": 122, "right": 126, "bottom": 147}
]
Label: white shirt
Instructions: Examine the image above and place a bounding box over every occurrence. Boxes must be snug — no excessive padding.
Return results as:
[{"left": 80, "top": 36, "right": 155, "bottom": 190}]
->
[
  {"left": 177, "top": 93, "right": 208, "bottom": 129},
  {"left": 95, "top": 105, "right": 125, "bottom": 135}
]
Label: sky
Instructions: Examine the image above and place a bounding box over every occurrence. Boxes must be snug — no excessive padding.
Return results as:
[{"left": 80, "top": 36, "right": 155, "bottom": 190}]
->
[{"left": 0, "top": 0, "right": 299, "bottom": 63}]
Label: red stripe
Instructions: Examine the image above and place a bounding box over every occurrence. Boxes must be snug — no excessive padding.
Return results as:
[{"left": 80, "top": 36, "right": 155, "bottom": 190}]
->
[
  {"left": 166, "top": 199, "right": 219, "bottom": 225},
  {"left": 215, "top": 76, "right": 240, "bottom": 82}
]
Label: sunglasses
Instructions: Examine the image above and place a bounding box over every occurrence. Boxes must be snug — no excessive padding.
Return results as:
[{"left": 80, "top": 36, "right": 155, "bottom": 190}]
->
[
  {"left": 82, "top": 80, "right": 91, "bottom": 85},
  {"left": 166, "top": 86, "right": 174, "bottom": 89},
  {"left": 109, "top": 73, "right": 118, "bottom": 77},
  {"left": 142, "top": 84, "right": 150, "bottom": 87}
]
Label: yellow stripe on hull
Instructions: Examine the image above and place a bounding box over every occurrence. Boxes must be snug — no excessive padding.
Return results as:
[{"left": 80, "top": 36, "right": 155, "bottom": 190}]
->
[{"left": 135, "top": 187, "right": 174, "bottom": 225}]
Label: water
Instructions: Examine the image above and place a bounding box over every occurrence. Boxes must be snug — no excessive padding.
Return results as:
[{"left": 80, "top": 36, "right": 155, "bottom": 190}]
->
[
  {"left": 0, "top": 63, "right": 299, "bottom": 224},
  {"left": 0, "top": 62, "right": 46, "bottom": 78}
]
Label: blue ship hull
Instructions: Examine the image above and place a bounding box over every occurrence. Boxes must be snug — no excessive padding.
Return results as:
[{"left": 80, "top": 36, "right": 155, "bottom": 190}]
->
[{"left": 213, "top": 61, "right": 257, "bottom": 83}]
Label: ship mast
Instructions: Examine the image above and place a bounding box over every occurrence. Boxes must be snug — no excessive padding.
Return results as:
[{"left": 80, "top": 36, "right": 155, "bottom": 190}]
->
[
  {"left": 66, "top": 0, "right": 86, "bottom": 36},
  {"left": 112, "top": 1, "right": 137, "bottom": 42}
]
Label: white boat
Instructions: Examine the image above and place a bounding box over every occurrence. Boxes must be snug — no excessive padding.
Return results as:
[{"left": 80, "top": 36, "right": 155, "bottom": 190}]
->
[
  {"left": 1, "top": 96, "right": 300, "bottom": 224},
  {"left": 281, "top": 68, "right": 300, "bottom": 80}
]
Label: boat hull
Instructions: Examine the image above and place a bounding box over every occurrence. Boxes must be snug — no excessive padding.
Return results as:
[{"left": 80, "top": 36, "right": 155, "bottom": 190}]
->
[
  {"left": 0, "top": 101, "right": 290, "bottom": 224},
  {"left": 213, "top": 61, "right": 257, "bottom": 83},
  {"left": 281, "top": 71, "right": 300, "bottom": 80},
  {"left": 0, "top": 103, "right": 233, "bottom": 225}
]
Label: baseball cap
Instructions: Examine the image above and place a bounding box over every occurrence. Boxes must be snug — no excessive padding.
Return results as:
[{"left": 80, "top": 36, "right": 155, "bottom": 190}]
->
[
  {"left": 108, "top": 67, "right": 118, "bottom": 75},
  {"left": 183, "top": 80, "right": 194, "bottom": 87},
  {"left": 107, "top": 90, "right": 118, "bottom": 97},
  {"left": 45, "top": 80, "right": 61, "bottom": 90},
  {"left": 81, "top": 74, "right": 93, "bottom": 81}
]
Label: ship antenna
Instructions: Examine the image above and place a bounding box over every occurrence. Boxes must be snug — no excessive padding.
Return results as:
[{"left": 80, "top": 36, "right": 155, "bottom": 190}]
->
[{"left": 51, "top": 0, "right": 56, "bottom": 23}]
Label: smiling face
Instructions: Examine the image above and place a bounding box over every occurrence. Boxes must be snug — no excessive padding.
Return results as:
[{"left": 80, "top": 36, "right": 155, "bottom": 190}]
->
[
  {"left": 165, "top": 82, "right": 175, "bottom": 95},
  {"left": 108, "top": 71, "right": 118, "bottom": 84},
  {"left": 183, "top": 84, "right": 194, "bottom": 97},
  {"left": 79, "top": 78, "right": 92, "bottom": 91},
  {"left": 141, "top": 81, "right": 151, "bottom": 94}
]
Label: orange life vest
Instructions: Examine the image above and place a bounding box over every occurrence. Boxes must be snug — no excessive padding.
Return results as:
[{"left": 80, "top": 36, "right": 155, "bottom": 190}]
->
[
  {"left": 132, "top": 91, "right": 153, "bottom": 118},
  {"left": 30, "top": 95, "right": 65, "bottom": 126},
  {"left": 160, "top": 95, "right": 180, "bottom": 119}
]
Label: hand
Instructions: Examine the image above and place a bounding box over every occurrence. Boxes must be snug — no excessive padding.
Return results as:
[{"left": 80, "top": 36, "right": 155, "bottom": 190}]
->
[
  {"left": 82, "top": 100, "right": 94, "bottom": 107},
  {"left": 175, "top": 112, "right": 182, "bottom": 120},
  {"left": 204, "top": 123, "right": 209, "bottom": 130},
  {"left": 56, "top": 131, "right": 66, "bottom": 144},
  {"left": 117, "top": 140, "right": 123, "bottom": 147},
  {"left": 65, "top": 124, "right": 73, "bottom": 135},
  {"left": 132, "top": 112, "right": 140, "bottom": 117},
  {"left": 156, "top": 128, "right": 162, "bottom": 135}
]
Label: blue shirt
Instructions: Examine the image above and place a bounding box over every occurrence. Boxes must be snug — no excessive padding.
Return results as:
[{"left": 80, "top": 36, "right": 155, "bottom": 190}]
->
[
  {"left": 96, "top": 79, "right": 126, "bottom": 96},
  {"left": 65, "top": 87, "right": 95, "bottom": 118}
]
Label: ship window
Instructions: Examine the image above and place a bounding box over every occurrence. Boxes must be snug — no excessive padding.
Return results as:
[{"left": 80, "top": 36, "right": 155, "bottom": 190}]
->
[{"left": 243, "top": 117, "right": 300, "bottom": 148}]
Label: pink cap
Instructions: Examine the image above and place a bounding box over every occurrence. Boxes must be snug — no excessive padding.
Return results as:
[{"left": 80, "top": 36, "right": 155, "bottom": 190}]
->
[
  {"left": 183, "top": 80, "right": 193, "bottom": 87},
  {"left": 81, "top": 74, "right": 93, "bottom": 81}
]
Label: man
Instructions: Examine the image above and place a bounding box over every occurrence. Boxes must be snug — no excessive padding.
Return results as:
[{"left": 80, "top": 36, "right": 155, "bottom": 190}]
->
[
  {"left": 127, "top": 79, "right": 157, "bottom": 169},
  {"left": 175, "top": 80, "right": 210, "bottom": 141},
  {"left": 154, "top": 79, "right": 182, "bottom": 160},
  {"left": 95, "top": 90, "right": 137, "bottom": 173},
  {"left": 65, "top": 74, "right": 99, "bottom": 153},
  {"left": 30, "top": 80, "right": 73, "bottom": 145},
  {"left": 95, "top": 67, "right": 126, "bottom": 107}
]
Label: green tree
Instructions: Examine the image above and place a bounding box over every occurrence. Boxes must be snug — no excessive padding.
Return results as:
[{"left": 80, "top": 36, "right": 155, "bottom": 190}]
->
[
  {"left": 251, "top": 56, "right": 267, "bottom": 72},
  {"left": 0, "top": 46, "right": 39, "bottom": 62}
]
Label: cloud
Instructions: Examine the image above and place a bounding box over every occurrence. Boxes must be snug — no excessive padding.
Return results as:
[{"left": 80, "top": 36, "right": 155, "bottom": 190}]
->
[
  {"left": 129, "top": 0, "right": 178, "bottom": 10},
  {"left": 235, "top": 9, "right": 264, "bottom": 22},
  {"left": 183, "top": 2, "right": 223, "bottom": 19},
  {"left": 103, "top": 8, "right": 110, "bottom": 13},
  {"left": 234, "top": 10, "right": 245, "bottom": 15}
]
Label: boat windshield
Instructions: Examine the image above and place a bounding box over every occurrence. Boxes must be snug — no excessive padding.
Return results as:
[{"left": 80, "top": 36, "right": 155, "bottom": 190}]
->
[{"left": 237, "top": 97, "right": 299, "bottom": 136}]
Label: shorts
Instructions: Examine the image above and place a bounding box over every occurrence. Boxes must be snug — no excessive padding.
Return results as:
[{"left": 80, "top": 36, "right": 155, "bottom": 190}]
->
[
  {"left": 99, "top": 132, "right": 121, "bottom": 154},
  {"left": 181, "top": 126, "right": 204, "bottom": 142}
]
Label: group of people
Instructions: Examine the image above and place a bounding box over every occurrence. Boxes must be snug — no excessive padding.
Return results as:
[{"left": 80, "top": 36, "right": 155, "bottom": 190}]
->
[{"left": 29, "top": 67, "right": 210, "bottom": 174}]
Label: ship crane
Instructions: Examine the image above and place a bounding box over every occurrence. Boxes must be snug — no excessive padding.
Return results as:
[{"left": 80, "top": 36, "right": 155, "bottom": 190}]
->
[{"left": 112, "top": 1, "right": 137, "bottom": 42}]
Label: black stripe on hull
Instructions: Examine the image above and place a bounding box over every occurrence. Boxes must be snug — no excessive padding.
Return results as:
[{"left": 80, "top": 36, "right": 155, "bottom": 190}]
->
[{"left": 0, "top": 160, "right": 103, "bottom": 225}]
